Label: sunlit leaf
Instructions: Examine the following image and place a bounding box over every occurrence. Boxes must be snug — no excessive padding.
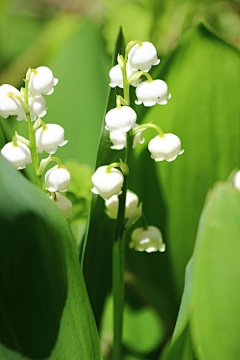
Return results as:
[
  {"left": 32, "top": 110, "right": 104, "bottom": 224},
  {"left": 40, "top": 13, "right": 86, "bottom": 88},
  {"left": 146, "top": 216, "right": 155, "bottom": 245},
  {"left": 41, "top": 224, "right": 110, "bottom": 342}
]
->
[
  {"left": 132, "top": 21, "right": 240, "bottom": 300},
  {"left": 190, "top": 181, "right": 240, "bottom": 359}
]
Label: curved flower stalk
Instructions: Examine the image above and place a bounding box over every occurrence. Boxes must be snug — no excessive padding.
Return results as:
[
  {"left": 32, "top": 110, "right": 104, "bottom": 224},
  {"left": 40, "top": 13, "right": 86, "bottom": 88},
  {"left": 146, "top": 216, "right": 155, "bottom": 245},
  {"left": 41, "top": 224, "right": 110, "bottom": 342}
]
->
[{"left": 102, "top": 38, "right": 185, "bottom": 360}]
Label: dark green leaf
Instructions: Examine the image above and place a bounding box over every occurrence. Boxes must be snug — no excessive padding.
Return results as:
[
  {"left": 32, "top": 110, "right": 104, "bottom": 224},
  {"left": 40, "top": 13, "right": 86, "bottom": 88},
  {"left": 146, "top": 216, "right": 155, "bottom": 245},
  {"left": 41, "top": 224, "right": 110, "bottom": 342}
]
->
[
  {"left": 82, "top": 27, "right": 125, "bottom": 328},
  {"left": 0, "top": 156, "right": 102, "bottom": 359}
]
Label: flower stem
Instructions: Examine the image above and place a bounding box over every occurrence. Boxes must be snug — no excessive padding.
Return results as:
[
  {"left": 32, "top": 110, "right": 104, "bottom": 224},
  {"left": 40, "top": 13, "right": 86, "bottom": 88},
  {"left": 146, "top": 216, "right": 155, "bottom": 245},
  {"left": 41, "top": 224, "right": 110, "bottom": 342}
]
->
[
  {"left": 112, "top": 55, "right": 132, "bottom": 360},
  {"left": 24, "top": 70, "right": 42, "bottom": 190}
]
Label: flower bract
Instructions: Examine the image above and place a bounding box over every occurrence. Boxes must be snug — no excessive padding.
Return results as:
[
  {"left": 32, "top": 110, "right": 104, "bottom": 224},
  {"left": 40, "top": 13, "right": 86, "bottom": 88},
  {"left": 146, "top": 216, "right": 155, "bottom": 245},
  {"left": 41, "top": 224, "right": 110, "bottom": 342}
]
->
[
  {"left": 0, "top": 84, "right": 26, "bottom": 120},
  {"left": 148, "top": 133, "right": 184, "bottom": 162},
  {"left": 45, "top": 165, "right": 71, "bottom": 192},
  {"left": 1, "top": 140, "right": 31, "bottom": 170},
  {"left": 129, "top": 226, "right": 166, "bottom": 253},
  {"left": 35, "top": 124, "right": 68, "bottom": 154},
  {"left": 128, "top": 41, "right": 160, "bottom": 72},
  {"left": 91, "top": 165, "right": 124, "bottom": 200},
  {"left": 135, "top": 79, "right": 171, "bottom": 107},
  {"left": 29, "top": 66, "right": 58, "bottom": 96},
  {"left": 233, "top": 171, "right": 240, "bottom": 191},
  {"left": 105, "top": 190, "right": 139, "bottom": 219},
  {"left": 109, "top": 62, "right": 140, "bottom": 88},
  {"left": 105, "top": 106, "right": 137, "bottom": 133},
  {"left": 49, "top": 192, "right": 73, "bottom": 219}
]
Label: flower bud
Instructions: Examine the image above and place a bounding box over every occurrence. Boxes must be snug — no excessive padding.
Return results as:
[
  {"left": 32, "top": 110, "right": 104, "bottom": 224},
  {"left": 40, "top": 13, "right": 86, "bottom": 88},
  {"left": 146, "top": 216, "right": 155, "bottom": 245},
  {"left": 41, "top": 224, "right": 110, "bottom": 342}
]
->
[
  {"left": 233, "top": 171, "right": 240, "bottom": 191},
  {"left": 105, "top": 106, "right": 137, "bottom": 133},
  {"left": 148, "top": 133, "right": 184, "bottom": 162},
  {"left": 35, "top": 124, "right": 68, "bottom": 154},
  {"left": 109, "top": 62, "right": 140, "bottom": 88},
  {"left": 0, "top": 84, "right": 26, "bottom": 120},
  {"left": 135, "top": 79, "right": 171, "bottom": 107},
  {"left": 29, "top": 66, "right": 58, "bottom": 96},
  {"left": 1, "top": 140, "right": 31, "bottom": 170},
  {"left": 45, "top": 165, "right": 71, "bottom": 192},
  {"left": 128, "top": 42, "right": 160, "bottom": 72},
  {"left": 129, "top": 226, "right": 166, "bottom": 253},
  {"left": 48, "top": 192, "right": 73, "bottom": 219},
  {"left": 105, "top": 190, "right": 139, "bottom": 219},
  {"left": 91, "top": 165, "right": 124, "bottom": 200},
  {"left": 29, "top": 96, "right": 47, "bottom": 121}
]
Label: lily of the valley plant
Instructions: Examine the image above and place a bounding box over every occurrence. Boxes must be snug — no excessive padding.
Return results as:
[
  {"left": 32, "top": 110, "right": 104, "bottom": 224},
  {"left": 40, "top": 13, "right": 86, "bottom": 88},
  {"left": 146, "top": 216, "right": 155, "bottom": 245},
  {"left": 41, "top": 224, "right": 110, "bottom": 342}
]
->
[{"left": 0, "top": 40, "right": 184, "bottom": 360}]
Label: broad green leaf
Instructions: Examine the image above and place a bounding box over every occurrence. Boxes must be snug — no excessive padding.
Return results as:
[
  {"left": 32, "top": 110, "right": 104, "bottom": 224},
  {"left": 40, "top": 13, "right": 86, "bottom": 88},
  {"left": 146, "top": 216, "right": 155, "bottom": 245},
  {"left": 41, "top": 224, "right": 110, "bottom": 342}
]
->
[
  {"left": 133, "top": 21, "right": 240, "bottom": 298},
  {"left": 0, "top": 156, "right": 102, "bottom": 359},
  {"left": 190, "top": 181, "right": 240, "bottom": 359}
]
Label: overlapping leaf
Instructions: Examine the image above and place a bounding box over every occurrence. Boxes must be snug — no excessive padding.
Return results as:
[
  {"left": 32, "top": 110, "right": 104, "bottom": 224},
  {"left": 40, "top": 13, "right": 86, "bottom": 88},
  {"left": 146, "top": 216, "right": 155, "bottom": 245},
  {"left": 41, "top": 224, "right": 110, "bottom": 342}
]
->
[{"left": 0, "top": 156, "right": 102, "bottom": 359}]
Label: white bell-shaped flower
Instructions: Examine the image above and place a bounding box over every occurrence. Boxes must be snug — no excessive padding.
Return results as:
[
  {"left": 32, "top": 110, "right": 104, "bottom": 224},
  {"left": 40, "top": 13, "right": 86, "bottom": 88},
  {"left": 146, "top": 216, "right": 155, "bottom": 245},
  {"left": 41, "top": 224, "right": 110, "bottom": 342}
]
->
[
  {"left": 128, "top": 41, "right": 160, "bottom": 72},
  {"left": 29, "top": 96, "right": 47, "bottom": 121},
  {"left": 109, "top": 62, "right": 140, "bottom": 88},
  {"left": 148, "top": 133, "right": 184, "bottom": 162},
  {"left": 110, "top": 124, "right": 144, "bottom": 150},
  {"left": 45, "top": 165, "right": 71, "bottom": 192},
  {"left": 105, "top": 106, "right": 137, "bottom": 133},
  {"left": 35, "top": 124, "right": 68, "bottom": 154},
  {"left": 110, "top": 130, "right": 126, "bottom": 150},
  {"left": 233, "top": 171, "right": 240, "bottom": 191},
  {"left": 105, "top": 190, "right": 139, "bottom": 219},
  {"left": 1, "top": 140, "right": 31, "bottom": 170},
  {"left": 129, "top": 226, "right": 166, "bottom": 253},
  {"left": 29, "top": 66, "right": 58, "bottom": 96},
  {"left": 0, "top": 84, "right": 26, "bottom": 120},
  {"left": 135, "top": 79, "right": 170, "bottom": 107},
  {"left": 91, "top": 165, "right": 124, "bottom": 200},
  {"left": 48, "top": 192, "right": 73, "bottom": 219}
]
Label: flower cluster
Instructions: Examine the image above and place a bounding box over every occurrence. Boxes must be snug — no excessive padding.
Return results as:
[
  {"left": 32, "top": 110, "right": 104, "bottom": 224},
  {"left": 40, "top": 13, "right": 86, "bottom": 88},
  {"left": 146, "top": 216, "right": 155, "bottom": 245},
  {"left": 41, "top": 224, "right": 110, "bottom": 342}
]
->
[
  {"left": 0, "top": 67, "right": 72, "bottom": 218},
  {"left": 91, "top": 40, "right": 185, "bottom": 253}
]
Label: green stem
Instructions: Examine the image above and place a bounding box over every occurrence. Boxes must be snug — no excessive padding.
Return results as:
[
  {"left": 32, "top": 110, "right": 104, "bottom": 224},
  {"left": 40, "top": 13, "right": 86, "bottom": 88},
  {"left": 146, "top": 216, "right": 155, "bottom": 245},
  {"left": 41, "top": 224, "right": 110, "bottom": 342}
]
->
[
  {"left": 24, "top": 73, "right": 42, "bottom": 190},
  {"left": 112, "top": 55, "right": 132, "bottom": 360},
  {"left": 134, "top": 122, "right": 165, "bottom": 138}
]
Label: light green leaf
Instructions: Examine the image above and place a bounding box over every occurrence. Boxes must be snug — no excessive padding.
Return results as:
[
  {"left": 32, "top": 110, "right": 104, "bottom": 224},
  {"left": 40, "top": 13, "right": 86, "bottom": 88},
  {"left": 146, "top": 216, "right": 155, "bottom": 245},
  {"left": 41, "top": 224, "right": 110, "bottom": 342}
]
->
[
  {"left": 190, "top": 181, "right": 240, "bottom": 360},
  {"left": 133, "top": 21, "right": 240, "bottom": 298},
  {"left": 0, "top": 155, "right": 102, "bottom": 359}
]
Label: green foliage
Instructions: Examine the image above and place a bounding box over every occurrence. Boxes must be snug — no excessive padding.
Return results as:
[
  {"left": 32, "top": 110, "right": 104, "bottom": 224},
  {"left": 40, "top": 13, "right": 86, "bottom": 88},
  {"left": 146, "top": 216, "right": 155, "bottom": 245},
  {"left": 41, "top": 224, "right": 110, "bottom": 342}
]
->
[
  {"left": 82, "top": 20, "right": 240, "bottom": 359},
  {"left": 190, "top": 180, "right": 240, "bottom": 359},
  {"left": 134, "top": 21, "right": 240, "bottom": 298},
  {"left": 164, "top": 177, "right": 240, "bottom": 359},
  {"left": 0, "top": 156, "right": 102, "bottom": 359}
]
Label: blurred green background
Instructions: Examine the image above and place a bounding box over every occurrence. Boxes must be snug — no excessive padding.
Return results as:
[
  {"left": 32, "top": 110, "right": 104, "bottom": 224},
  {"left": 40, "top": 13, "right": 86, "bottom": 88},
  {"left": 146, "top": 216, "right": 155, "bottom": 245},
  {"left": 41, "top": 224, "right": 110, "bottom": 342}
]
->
[{"left": 0, "top": 0, "right": 239, "bottom": 359}]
